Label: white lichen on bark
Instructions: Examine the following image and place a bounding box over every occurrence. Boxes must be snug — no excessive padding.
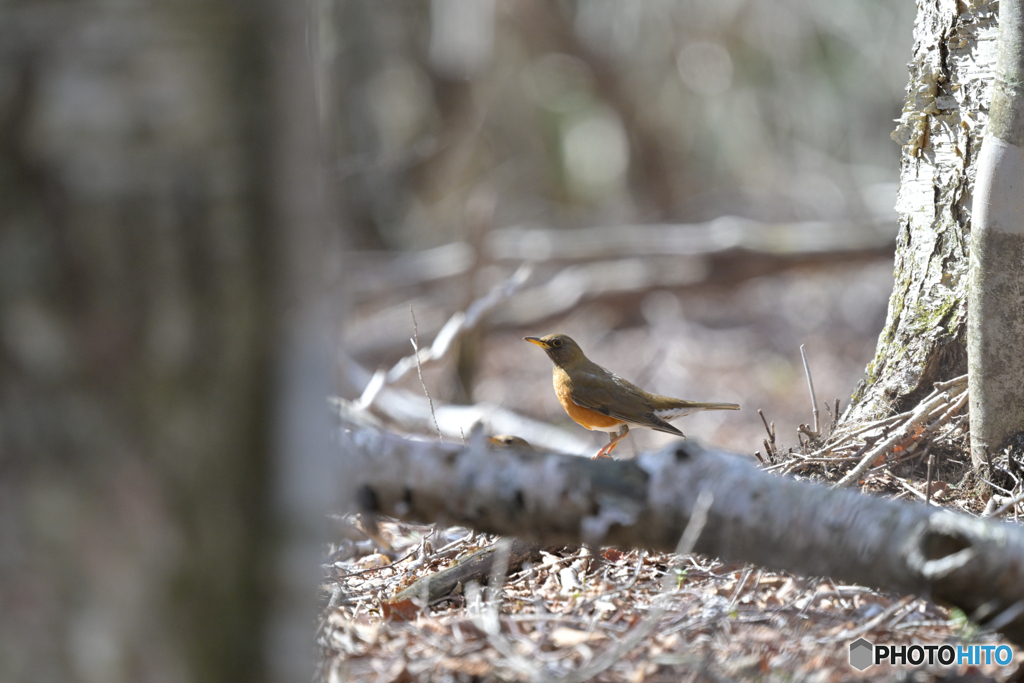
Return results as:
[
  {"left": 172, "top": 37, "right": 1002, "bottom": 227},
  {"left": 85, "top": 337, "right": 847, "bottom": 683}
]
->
[{"left": 851, "top": 0, "right": 999, "bottom": 421}]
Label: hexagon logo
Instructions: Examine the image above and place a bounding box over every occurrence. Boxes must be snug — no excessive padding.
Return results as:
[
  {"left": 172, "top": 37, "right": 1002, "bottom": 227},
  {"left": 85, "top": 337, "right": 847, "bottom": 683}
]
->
[{"left": 849, "top": 638, "right": 874, "bottom": 671}]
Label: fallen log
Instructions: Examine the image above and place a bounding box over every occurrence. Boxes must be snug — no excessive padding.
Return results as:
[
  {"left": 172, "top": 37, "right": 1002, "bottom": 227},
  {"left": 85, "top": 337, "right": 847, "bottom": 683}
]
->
[{"left": 340, "top": 424, "right": 1024, "bottom": 645}]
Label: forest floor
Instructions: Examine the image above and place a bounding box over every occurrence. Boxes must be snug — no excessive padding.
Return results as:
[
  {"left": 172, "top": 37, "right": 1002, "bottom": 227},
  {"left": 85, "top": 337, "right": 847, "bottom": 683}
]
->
[
  {"left": 325, "top": 257, "right": 1023, "bottom": 681},
  {"left": 318, "top": 515, "right": 1013, "bottom": 682}
]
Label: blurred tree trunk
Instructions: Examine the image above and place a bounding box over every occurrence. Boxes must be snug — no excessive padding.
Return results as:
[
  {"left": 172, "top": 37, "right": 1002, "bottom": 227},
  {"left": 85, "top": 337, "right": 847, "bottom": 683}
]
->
[
  {"left": 848, "top": 1, "right": 998, "bottom": 423},
  {"left": 0, "top": 2, "right": 327, "bottom": 681}
]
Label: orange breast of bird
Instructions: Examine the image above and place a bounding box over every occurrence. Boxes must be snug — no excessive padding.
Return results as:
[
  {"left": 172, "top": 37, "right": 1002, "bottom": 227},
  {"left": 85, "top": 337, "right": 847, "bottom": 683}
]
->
[{"left": 555, "top": 380, "right": 622, "bottom": 431}]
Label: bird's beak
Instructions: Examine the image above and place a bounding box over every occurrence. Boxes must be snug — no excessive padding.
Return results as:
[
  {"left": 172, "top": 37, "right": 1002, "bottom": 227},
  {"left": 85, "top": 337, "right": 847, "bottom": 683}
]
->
[{"left": 523, "top": 336, "right": 547, "bottom": 348}]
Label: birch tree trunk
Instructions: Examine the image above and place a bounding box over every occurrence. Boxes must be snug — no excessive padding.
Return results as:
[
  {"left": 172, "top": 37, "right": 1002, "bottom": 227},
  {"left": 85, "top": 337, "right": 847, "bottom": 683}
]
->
[
  {"left": 969, "top": 0, "right": 1024, "bottom": 471},
  {"left": 849, "top": 0, "right": 999, "bottom": 421}
]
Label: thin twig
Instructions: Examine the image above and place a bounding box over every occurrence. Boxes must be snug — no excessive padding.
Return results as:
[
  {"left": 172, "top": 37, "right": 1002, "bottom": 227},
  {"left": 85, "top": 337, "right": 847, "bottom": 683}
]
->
[
  {"left": 986, "top": 488, "right": 1024, "bottom": 518},
  {"left": 356, "top": 264, "right": 532, "bottom": 409},
  {"left": 781, "top": 439, "right": 876, "bottom": 476},
  {"left": 863, "top": 442, "right": 932, "bottom": 480},
  {"left": 820, "top": 410, "right": 912, "bottom": 449},
  {"left": 410, "top": 306, "right": 443, "bottom": 442},
  {"left": 979, "top": 477, "right": 1013, "bottom": 496},
  {"left": 924, "top": 389, "right": 969, "bottom": 434},
  {"left": 726, "top": 566, "right": 753, "bottom": 612},
  {"left": 824, "top": 377, "right": 964, "bottom": 449},
  {"left": 337, "top": 547, "right": 419, "bottom": 578},
  {"left": 800, "top": 345, "right": 820, "bottom": 438},
  {"left": 625, "top": 551, "right": 646, "bottom": 590},
  {"left": 933, "top": 373, "right": 969, "bottom": 392},
  {"left": 925, "top": 452, "right": 936, "bottom": 506},
  {"left": 833, "top": 390, "right": 955, "bottom": 489},
  {"left": 820, "top": 596, "right": 914, "bottom": 643},
  {"left": 758, "top": 409, "right": 776, "bottom": 460},
  {"left": 983, "top": 599, "right": 1024, "bottom": 632},
  {"left": 890, "top": 472, "right": 929, "bottom": 503}
]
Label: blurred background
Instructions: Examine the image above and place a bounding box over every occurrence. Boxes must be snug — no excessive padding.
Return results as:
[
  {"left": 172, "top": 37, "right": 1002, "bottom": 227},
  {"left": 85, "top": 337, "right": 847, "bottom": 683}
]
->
[
  {"left": 0, "top": 1, "right": 917, "bottom": 681},
  {"left": 334, "top": 0, "right": 914, "bottom": 455}
]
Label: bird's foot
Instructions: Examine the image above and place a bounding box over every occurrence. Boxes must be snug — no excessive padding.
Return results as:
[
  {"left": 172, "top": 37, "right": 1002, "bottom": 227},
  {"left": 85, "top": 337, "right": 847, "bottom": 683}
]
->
[{"left": 592, "top": 440, "right": 620, "bottom": 459}]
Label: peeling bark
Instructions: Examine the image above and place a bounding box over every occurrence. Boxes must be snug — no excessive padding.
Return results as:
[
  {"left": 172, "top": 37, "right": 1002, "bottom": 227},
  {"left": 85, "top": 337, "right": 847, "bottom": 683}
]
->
[
  {"left": 343, "top": 426, "right": 1024, "bottom": 645},
  {"left": 850, "top": 0, "right": 999, "bottom": 421}
]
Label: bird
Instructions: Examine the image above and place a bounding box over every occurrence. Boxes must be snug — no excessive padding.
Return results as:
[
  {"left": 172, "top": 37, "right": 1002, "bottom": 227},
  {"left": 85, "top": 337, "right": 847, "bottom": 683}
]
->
[
  {"left": 488, "top": 434, "right": 535, "bottom": 450},
  {"left": 524, "top": 333, "right": 739, "bottom": 459}
]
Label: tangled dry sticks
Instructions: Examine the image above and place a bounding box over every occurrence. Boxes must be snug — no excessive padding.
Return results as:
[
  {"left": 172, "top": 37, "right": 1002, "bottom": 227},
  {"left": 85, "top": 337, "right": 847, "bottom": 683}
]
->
[{"left": 761, "top": 375, "right": 974, "bottom": 500}]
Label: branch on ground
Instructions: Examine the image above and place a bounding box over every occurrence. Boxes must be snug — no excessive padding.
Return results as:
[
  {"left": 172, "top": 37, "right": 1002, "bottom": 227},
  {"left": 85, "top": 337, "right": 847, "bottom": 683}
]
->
[
  {"left": 340, "top": 422, "right": 1024, "bottom": 645},
  {"left": 391, "top": 539, "right": 549, "bottom": 607}
]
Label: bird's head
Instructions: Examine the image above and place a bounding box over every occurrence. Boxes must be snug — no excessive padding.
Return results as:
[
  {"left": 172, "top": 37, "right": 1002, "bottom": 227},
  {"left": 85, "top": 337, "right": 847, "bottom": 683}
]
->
[
  {"left": 488, "top": 435, "right": 534, "bottom": 450},
  {"left": 523, "top": 333, "right": 586, "bottom": 367}
]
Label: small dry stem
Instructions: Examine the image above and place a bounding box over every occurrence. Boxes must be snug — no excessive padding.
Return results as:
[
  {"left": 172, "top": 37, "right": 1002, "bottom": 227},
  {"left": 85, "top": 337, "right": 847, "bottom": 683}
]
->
[
  {"left": 410, "top": 306, "right": 443, "bottom": 442},
  {"left": 799, "top": 345, "right": 820, "bottom": 439}
]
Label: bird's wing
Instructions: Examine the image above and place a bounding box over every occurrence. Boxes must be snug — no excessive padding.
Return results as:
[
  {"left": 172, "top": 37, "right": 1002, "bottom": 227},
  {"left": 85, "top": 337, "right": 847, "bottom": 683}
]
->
[{"left": 569, "top": 368, "right": 683, "bottom": 436}]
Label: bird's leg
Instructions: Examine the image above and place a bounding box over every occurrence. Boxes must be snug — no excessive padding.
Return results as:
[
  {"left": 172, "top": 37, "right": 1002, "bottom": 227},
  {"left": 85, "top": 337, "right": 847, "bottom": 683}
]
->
[{"left": 593, "top": 425, "right": 629, "bottom": 459}]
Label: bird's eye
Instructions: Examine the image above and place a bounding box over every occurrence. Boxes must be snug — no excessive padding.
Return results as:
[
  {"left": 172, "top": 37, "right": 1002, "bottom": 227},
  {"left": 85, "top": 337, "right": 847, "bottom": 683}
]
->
[{"left": 552, "top": 339, "right": 562, "bottom": 347}]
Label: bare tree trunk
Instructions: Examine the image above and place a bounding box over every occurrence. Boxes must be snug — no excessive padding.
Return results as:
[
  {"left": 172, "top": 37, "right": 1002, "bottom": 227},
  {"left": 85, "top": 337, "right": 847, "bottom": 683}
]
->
[
  {"left": 969, "top": 0, "right": 1024, "bottom": 471},
  {"left": 0, "top": 2, "right": 319, "bottom": 680},
  {"left": 849, "top": 0, "right": 999, "bottom": 422},
  {"left": 345, "top": 427, "right": 1024, "bottom": 645}
]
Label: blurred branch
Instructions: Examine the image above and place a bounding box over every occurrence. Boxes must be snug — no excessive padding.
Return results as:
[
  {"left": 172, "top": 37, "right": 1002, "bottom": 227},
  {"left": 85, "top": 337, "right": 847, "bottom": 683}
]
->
[
  {"left": 487, "top": 217, "right": 896, "bottom": 260},
  {"left": 355, "top": 264, "right": 531, "bottom": 409},
  {"left": 349, "top": 217, "right": 896, "bottom": 295},
  {"left": 345, "top": 217, "right": 896, "bottom": 354},
  {"left": 336, "top": 388, "right": 590, "bottom": 455},
  {"left": 343, "top": 424, "right": 1024, "bottom": 646},
  {"left": 338, "top": 261, "right": 590, "bottom": 453}
]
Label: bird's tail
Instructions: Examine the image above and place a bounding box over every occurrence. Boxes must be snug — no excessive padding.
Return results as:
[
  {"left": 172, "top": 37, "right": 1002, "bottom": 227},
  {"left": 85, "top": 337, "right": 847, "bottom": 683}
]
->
[
  {"left": 653, "top": 399, "right": 740, "bottom": 420},
  {"left": 682, "top": 401, "right": 740, "bottom": 411}
]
